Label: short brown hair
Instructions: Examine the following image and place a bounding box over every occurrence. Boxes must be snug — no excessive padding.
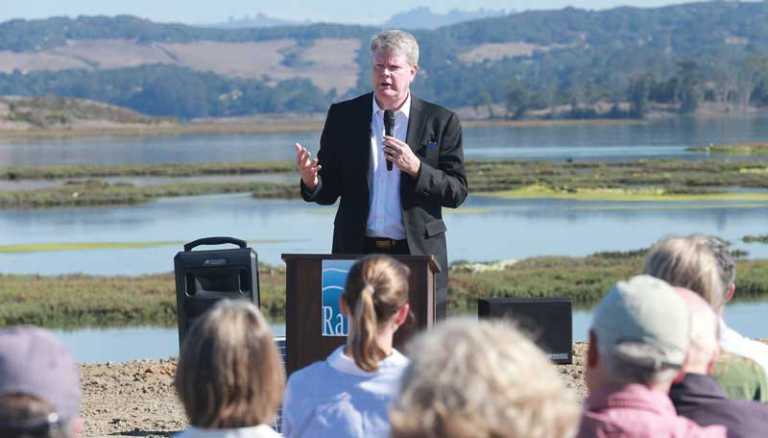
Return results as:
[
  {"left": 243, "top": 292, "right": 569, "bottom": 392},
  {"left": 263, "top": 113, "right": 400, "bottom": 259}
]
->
[
  {"left": 0, "top": 394, "right": 70, "bottom": 438},
  {"left": 175, "top": 300, "right": 284, "bottom": 428},
  {"left": 343, "top": 255, "right": 410, "bottom": 372}
]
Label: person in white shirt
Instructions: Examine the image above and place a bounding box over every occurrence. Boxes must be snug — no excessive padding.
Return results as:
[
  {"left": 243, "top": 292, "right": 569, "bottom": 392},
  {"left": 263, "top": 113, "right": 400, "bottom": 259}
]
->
[
  {"left": 174, "top": 300, "right": 284, "bottom": 438},
  {"left": 281, "top": 255, "right": 411, "bottom": 438},
  {"left": 644, "top": 235, "right": 768, "bottom": 377}
]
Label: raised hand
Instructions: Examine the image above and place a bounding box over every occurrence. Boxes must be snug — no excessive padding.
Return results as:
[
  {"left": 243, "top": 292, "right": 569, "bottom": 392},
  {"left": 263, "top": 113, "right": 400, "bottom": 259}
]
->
[{"left": 295, "top": 143, "right": 321, "bottom": 190}]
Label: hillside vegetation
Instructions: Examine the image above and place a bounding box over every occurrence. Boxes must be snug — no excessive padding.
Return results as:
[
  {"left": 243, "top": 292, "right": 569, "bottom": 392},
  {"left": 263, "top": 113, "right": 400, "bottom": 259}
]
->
[
  {"left": 0, "top": 95, "right": 169, "bottom": 129},
  {"left": 2, "top": 3, "right": 768, "bottom": 118}
]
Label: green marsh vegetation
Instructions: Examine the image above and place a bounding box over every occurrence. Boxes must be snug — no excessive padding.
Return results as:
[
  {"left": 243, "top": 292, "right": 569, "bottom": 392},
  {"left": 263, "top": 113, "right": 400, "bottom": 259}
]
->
[
  {"left": 3, "top": 254, "right": 768, "bottom": 329},
  {"left": 744, "top": 234, "right": 768, "bottom": 244},
  {"left": 0, "top": 179, "right": 297, "bottom": 208},
  {"left": 687, "top": 143, "right": 768, "bottom": 156},
  {"left": 3, "top": 156, "right": 768, "bottom": 208},
  {"left": 0, "top": 161, "right": 295, "bottom": 180}
]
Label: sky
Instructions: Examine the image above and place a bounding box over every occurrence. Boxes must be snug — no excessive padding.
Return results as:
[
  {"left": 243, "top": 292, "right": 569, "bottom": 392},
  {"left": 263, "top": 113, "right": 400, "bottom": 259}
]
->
[{"left": 0, "top": 0, "right": 723, "bottom": 25}]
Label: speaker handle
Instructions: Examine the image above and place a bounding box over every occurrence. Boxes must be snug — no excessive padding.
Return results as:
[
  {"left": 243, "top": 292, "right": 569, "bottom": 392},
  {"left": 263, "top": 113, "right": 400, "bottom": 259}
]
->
[{"left": 183, "top": 236, "right": 247, "bottom": 252}]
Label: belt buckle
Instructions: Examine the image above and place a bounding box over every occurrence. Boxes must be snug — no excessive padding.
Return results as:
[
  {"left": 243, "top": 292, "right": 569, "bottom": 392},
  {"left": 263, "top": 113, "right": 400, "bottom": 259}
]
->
[{"left": 375, "top": 239, "right": 392, "bottom": 250}]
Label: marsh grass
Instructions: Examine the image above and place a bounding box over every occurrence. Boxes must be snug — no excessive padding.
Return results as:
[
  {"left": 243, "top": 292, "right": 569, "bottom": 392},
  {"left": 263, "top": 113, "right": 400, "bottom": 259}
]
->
[
  {"left": 687, "top": 144, "right": 768, "bottom": 156},
  {"left": 0, "top": 180, "right": 297, "bottom": 208},
  {"left": 0, "top": 266, "right": 286, "bottom": 329},
  {"left": 744, "top": 234, "right": 768, "bottom": 244},
  {"left": 4, "top": 157, "right": 768, "bottom": 208},
  {"left": 0, "top": 161, "right": 294, "bottom": 180},
  {"left": 3, "top": 256, "right": 767, "bottom": 329}
]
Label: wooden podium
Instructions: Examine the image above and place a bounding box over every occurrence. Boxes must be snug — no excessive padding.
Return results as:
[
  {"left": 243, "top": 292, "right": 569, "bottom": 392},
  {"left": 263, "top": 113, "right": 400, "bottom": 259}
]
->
[{"left": 281, "top": 253, "right": 440, "bottom": 375}]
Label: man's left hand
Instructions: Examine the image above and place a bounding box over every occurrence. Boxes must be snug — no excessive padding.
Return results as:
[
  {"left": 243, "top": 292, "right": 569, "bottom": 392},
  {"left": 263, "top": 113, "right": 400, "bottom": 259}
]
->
[{"left": 383, "top": 136, "right": 421, "bottom": 177}]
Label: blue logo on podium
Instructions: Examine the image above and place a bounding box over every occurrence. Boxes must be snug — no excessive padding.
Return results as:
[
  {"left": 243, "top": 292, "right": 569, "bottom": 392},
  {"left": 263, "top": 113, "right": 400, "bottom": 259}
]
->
[{"left": 321, "top": 259, "right": 354, "bottom": 337}]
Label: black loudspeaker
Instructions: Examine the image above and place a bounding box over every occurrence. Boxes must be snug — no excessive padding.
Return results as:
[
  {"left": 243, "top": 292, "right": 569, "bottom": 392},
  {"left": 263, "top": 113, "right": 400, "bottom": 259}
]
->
[
  {"left": 174, "top": 237, "right": 259, "bottom": 347},
  {"left": 478, "top": 297, "right": 572, "bottom": 364}
]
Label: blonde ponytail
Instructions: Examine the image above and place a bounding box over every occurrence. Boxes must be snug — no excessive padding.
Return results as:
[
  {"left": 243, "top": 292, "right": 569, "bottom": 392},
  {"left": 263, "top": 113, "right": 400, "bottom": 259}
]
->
[
  {"left": 343, "top": 255, "right": 410, "bottom": 372},
  {"left": 350, "top": 284, "right": 379, "bottom": 371}
]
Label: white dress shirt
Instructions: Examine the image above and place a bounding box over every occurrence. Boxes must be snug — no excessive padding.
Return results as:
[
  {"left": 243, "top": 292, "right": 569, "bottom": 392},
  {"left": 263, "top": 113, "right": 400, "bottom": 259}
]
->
[
  {"left": 281, "top": 345, "right": 409, "bottom": 438},
  {"left": 366, "top": 94, "right": 410, "bottom": 240}
]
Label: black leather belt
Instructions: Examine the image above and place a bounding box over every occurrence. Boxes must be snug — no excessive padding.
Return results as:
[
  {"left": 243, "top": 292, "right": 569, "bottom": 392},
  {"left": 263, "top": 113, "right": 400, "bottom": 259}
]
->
[
  {"left": 364, "top": 236, "right": 408, "bottom": 254},
  {"left": 368, "top": 237, "right": 404, "bottom": 249}
]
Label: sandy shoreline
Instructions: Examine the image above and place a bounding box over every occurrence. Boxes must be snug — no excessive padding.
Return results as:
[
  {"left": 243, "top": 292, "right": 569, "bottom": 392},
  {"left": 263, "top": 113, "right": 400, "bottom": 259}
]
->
[{"left": 80, "top": 344, "right": 589, "bottom": 437}]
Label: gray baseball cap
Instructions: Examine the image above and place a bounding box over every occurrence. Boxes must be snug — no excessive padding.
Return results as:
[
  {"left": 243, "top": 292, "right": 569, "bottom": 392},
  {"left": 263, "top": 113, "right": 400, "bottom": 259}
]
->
[
  {"left": 0, "top": 326, "right": 81, "bottom": 420},
  {"left": 592, "top": 275, "right": 691, "bottom": 370}
]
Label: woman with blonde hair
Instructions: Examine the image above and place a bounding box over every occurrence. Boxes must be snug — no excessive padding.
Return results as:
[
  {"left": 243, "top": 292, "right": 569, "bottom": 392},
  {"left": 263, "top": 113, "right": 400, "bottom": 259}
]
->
[
  {"left": 644, "top": 234, "right": 768, "bottom": 397},
  {"left": 174, "top": 299, "right": 284, "bottom": 438},
  {"left": 281, "top": 254, "right": 411, "bottom": 438}
]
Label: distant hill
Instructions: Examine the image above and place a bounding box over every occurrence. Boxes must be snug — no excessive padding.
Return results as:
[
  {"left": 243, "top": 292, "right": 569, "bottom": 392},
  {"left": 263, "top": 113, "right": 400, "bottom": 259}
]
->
[
  {"left": 209, "top": 13, "right": 309, "bottom": 29},
  {"left": 206, "top": 7, "right": 508, "bottom": 30},
  {"left": 1, "top": 2, "right": 768, "bottom": 119},
  {"left": 0, "top": 95, "right": 165, "bottom": 129},
  {"left": 384, "top": 7, "right": 508, "bottom": 30}
]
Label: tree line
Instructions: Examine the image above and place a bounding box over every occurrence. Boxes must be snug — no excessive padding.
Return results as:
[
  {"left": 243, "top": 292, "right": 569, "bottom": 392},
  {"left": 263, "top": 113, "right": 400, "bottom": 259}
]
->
[{"left": 3, "top": 3, "right": 768, "bottom": 119}]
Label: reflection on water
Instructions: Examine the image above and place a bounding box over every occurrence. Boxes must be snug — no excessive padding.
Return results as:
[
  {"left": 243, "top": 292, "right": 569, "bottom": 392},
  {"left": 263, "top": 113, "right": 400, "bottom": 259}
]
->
[
  {"left": 5, "top": 116, "right": 768, "bottom": 166},
  {"left": 1, "top": 193, "right": 766, "bottom": 275},
  {"left": 54, "top": 302, "right": 767, "bottom": 364},
  {"left": 54, "top": 324, "right": 286, "bottom": 364}
]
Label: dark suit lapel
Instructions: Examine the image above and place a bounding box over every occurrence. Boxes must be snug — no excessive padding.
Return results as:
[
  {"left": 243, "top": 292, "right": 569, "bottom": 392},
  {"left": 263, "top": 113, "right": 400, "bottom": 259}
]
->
[
  {"left": 406, "top": 95, "right": 427, "bottom": 154},
  {"left": 402, "top": 94, "right": 428, "bottom": 201},
  {"left": 357, "top": 93, "right": 374, "bottom": 173}
]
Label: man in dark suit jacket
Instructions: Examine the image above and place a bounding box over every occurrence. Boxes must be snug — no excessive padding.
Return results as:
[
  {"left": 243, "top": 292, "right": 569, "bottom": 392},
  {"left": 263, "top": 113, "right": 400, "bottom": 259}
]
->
[
  {"left": 670, "top": 288, "right": 768, "bottom": 438},
  {"left": 295, "top": 30, "right": 468, "bottom": 318}
]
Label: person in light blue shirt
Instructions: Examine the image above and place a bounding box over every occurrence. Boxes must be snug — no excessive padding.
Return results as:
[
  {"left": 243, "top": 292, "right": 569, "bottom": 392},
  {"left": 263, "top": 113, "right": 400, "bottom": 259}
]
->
[{"left": 281, "top": 255, "right": 411, "bottom": 438}]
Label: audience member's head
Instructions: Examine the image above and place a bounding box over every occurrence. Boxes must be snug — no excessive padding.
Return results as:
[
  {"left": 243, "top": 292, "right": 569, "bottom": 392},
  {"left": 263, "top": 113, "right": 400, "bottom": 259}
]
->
[
  {"left": 175, "top": 299, "right": 284, "bottom": 429},
  {"left": 644, "top": 234, "right": 735, "bottom": 313},
  {"left": 390, "top": 318, "right": 580, "bottom": 438},
  {"left": 675, "top": 288, "right": 721, "bottom": 375},
  {"left": 342, "top": 254, "right": 410, "bottom": 372},
  {"left": 0, "top": 327, "right": 82, "bottom": 438},
  {"left": 586, "top": 275, "right": 691, "bottom": 392}
]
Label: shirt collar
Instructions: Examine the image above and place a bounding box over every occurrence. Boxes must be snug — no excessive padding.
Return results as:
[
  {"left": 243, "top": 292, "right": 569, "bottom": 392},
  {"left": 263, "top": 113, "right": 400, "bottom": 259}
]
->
[
  {"left": 372, "top": 92, "right": 411, "bottom": 120},
  {"left": 327, "top": 345, "right": 408, "bottom": 377},
  {"left": 585, "top": 383, "right": 677, "bottom": 415}
]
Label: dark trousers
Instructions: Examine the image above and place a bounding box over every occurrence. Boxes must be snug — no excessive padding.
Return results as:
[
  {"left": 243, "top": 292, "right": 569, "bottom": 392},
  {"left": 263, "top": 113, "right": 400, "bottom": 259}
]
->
[{"left": 363, "top": 236, "right": 447, "bottom": 320}]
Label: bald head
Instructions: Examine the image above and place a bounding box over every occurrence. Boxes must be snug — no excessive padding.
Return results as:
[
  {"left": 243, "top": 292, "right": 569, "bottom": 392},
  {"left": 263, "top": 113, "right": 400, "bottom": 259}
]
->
[{"left": 675, "top": 288, "right": 720, "bottom": 374}]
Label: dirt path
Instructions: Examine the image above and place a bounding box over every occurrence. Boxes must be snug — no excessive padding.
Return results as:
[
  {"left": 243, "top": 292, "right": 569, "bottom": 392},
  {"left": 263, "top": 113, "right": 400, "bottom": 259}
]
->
[{"left": 80, "top": 344, "right": 589, "bottom": 437}]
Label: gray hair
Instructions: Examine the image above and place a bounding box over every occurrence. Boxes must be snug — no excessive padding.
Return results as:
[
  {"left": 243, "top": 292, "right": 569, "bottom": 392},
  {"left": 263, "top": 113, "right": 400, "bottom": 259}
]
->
[
  {"left": 601, "top": 344, "right": 682, "bottom": 386},
  {"left": 390, "top": 318, "right": 579, "bottom": 438},
  {"left": 644, "top": 234, "right": 731, "bottom": 312},
  {"left": 704, "top": 236, "right": 736, "bottom": 289},
  {"left": 370, "top": 30, "right": 419, "bottom": 67}
]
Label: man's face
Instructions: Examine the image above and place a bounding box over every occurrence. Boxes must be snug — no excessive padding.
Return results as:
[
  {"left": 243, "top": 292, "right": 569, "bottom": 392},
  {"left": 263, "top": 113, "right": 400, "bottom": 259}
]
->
[{"left": 371, "top": 50, "right": 417, "bottom": 110}]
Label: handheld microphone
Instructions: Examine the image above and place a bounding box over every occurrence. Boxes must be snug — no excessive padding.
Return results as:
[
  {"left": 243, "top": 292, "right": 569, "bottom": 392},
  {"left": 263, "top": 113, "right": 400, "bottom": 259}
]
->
[{"left": 383, "top": 110, "right": 395, "bottom": 171}]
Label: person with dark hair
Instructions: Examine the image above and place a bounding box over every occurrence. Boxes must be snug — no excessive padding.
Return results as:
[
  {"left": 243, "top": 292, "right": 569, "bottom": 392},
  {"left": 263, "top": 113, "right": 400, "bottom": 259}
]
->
[
  {"left": 174, "top": 300, "right": 284, "bottom": 438},
  {"left": 281, "top": 254, "right": 411, "bottom": 438},
  {"left": 0, "top": 327, "right": 82, "bottom": 438}
]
